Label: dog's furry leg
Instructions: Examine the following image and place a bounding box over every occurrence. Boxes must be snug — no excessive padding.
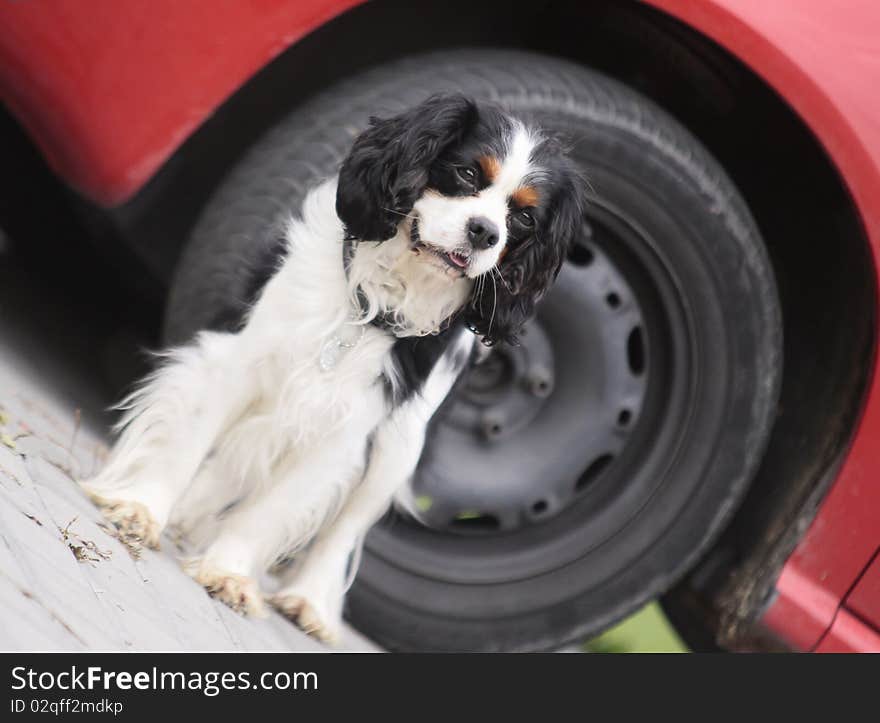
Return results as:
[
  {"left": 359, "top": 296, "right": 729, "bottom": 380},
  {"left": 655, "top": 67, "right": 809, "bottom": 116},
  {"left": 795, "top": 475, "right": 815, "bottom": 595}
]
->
[
  {"left": 169, "top": 455, "right": 240, "bottom": 548},
  {"left": 271, "top": 331, "right": 474, "bottom": 643},
  {"left": 82, "top": 331, "right": 247, "bottom": 549},
  {"left": 270, "top": 405, "right": 438, "bottom": 644},
  {"left": 185, "top": 428, "right": 372, "bottom": 618}
]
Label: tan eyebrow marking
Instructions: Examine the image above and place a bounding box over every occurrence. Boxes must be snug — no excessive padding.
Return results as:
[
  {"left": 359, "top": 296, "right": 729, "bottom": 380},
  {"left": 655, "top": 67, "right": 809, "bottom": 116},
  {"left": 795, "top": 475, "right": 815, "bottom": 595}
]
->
[
  {"left": 512, "top": 185, "right": 540, "bottom": 208},
  {"left": 478, "top": 155, "right": 501, "bottom": 182}
]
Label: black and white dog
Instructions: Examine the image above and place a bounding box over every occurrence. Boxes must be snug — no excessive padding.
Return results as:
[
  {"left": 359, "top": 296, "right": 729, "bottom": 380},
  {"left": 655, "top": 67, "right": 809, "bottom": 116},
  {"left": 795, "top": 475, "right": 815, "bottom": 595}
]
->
[{"left": 83, "top": 94, "right": 585, "bottom": 643}]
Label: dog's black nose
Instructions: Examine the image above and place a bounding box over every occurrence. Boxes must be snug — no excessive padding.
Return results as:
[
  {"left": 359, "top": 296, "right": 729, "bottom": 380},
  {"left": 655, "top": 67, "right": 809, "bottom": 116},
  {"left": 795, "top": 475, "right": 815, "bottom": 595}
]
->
[{"left": 467, "top": 216, "right": 499, "bottom": 250}]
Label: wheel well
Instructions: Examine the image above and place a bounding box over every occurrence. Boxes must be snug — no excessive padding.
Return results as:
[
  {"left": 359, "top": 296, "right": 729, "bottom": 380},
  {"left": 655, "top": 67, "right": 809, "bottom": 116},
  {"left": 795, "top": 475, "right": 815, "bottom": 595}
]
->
[{"left": 1, "top": 0, "right": 874, "bottom": 640}]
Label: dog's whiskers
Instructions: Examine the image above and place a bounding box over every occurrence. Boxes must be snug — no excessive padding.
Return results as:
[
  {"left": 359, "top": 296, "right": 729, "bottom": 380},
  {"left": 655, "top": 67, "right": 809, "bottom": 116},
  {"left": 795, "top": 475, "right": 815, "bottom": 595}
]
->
[
  {"left": 492, "top": 263, "right": 512, "bottom": 293},
  {"left": 488, "top": 267, "right": 499, "bottom": 337},
  {"left": 382, "top": 207, "right": 419, "bottom": 221}
]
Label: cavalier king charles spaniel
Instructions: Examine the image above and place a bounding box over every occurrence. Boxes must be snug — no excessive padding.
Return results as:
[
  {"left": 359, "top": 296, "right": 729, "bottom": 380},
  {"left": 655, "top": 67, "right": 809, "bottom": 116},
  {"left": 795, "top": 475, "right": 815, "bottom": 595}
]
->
[{"left": 82, "top": 94, "right": 586, "bottom": 643}]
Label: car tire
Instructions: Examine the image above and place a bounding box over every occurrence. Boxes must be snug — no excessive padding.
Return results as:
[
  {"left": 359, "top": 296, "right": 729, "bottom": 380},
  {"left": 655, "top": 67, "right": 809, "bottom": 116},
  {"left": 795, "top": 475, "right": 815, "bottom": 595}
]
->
[{"left": 164, "top": 49, "right": 782, "bottom": 652}]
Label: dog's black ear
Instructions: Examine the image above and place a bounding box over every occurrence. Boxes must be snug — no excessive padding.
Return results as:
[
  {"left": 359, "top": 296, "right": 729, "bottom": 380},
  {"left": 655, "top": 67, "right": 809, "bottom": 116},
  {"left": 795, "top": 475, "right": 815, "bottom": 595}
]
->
[
  {"left": 336, "top": 94, "right": 478, "bottom": 241},
  {"left": 466, "top": 165, "right": 587, "bottom": 346}
]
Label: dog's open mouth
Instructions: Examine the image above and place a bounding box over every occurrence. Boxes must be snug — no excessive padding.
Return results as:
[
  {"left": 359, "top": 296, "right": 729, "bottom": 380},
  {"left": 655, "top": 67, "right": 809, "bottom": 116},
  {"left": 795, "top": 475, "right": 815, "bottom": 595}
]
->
[{"left": 410, "top": 218, "right": 470, "bottom": 273}]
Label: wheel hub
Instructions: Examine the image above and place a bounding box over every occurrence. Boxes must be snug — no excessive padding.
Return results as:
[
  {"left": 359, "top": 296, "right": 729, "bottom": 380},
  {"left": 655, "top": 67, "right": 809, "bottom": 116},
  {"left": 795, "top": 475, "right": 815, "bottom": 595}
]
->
[{"left": 445, "top": 321, "right": 556, "bottom": 443}]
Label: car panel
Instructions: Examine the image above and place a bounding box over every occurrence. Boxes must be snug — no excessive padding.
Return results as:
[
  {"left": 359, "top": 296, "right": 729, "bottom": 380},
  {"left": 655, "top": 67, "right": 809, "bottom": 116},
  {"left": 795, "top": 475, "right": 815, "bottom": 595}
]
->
[
  {"left": 0, "top": 0, "right": 361, "bottom": 206},
  {"left": 813, "top": 608, "right": 880, "bottom": 653},
  {"left": 846, "top": 553, "right": 880, "bottom": 633},
  {"left": 761, "top": 565, "right": 842, "bottom": 652}
]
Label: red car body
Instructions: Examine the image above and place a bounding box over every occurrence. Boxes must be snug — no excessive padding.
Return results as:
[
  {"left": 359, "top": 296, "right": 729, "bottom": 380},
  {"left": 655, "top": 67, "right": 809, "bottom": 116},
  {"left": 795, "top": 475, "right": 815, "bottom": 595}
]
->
[{"left": 1, "top": 0, "right": 878, "bottom": 651}]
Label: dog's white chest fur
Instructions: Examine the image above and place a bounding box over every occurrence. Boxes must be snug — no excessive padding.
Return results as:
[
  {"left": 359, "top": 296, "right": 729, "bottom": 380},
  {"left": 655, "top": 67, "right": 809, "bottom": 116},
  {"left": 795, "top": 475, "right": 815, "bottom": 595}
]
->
[{"left": 214, "top": 183, "right": 398, "bottom": 482}]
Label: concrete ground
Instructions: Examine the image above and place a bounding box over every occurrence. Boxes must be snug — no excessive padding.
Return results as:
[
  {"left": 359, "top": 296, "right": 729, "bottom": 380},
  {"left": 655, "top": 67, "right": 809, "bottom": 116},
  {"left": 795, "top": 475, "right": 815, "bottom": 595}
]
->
[{"left": 0, "top": 234, "right": 374, "bottom": 652}]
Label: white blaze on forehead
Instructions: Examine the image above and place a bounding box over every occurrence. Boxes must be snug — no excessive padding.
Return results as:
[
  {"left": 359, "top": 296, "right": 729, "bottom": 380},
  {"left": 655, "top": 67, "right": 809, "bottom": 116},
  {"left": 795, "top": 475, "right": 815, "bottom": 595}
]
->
[
  {"left": 493, "top": 121, "right": 542, "bottom": 196},
  {"left": 409, "top": 119, "right": 544, "bottom": 281}
]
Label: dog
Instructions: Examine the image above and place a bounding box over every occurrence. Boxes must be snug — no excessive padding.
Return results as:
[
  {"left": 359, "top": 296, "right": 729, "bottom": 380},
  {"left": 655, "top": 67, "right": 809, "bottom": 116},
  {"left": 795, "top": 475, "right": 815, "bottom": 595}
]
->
[{"left": 82, "top": 94, "right": 586, "bottom": 643}]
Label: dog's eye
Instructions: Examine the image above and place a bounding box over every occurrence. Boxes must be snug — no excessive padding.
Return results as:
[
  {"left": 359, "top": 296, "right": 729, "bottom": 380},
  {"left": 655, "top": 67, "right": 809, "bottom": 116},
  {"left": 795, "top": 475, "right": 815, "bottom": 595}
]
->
[
  {"left": 507, "top": 208, "right": 536, "bottom": 243},
  {"left": 455, "top": 166, "right": 478, "bottom": 186},
  {"left": 516, "top": 209, "right": 535, "bottom": 227}
]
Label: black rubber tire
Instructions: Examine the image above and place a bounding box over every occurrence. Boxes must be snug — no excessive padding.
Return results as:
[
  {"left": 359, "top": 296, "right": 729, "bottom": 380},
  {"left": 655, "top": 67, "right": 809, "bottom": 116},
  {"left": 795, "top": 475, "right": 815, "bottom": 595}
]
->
[{"left": 164, "top": 50, "right": 782, "bottom": 651}]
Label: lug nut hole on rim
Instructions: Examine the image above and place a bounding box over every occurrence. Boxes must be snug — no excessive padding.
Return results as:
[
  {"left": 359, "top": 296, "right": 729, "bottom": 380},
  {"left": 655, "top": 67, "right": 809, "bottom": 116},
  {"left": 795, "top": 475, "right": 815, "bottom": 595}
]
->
[
  {"left": 568, "top": 244, "right": 594, "bottom": 267},
  {"left": 531, "top": 500, "right": 549, "bottom": 515},
  {"left": 576, "top": 454, "right": 615, "bottom": 493},
  {"left": 450, "top": 513, "right": 500, "bottom": 532},
  {"left": 627, "top": 326, "right": 645, "bottom": 375}
]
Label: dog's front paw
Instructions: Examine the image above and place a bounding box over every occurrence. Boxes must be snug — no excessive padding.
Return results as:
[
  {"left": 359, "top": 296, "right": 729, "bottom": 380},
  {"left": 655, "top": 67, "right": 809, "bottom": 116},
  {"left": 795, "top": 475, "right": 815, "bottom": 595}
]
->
[
  {"left": 82, "top": 487, "right": 162, "bottom": 551},
  {"left": 269, "top": 588, "right": 342, "bottom": 645},
  {"left": 184, "top": 560, "right": 265, "bottom": 617}
]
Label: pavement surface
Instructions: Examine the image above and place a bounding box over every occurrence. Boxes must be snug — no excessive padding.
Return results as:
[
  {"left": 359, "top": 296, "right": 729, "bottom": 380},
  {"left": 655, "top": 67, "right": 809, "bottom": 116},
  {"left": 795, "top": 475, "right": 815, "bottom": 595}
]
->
[{"left": 0, "top": 237, "right": 374, "bottom": 652}]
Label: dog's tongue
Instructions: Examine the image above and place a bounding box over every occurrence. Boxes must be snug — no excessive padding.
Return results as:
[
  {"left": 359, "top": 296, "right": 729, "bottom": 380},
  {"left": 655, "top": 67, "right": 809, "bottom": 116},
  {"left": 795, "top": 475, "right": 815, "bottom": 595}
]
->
[{"left": 448, "top": 252, "right": 469, "bottom": 268}]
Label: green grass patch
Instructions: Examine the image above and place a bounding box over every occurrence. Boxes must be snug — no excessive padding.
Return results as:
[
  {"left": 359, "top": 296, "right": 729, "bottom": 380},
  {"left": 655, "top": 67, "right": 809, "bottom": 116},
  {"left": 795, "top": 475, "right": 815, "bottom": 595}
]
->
[{"left": 584, "top": 601, "right": 688, "bottom": 653}]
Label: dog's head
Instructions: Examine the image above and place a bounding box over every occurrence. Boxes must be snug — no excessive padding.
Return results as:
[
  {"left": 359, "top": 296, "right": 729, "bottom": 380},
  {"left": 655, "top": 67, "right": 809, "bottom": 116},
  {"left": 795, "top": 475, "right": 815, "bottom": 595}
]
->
[{"left": 336, "top": 94, "right": 586, "bottom": 345}]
